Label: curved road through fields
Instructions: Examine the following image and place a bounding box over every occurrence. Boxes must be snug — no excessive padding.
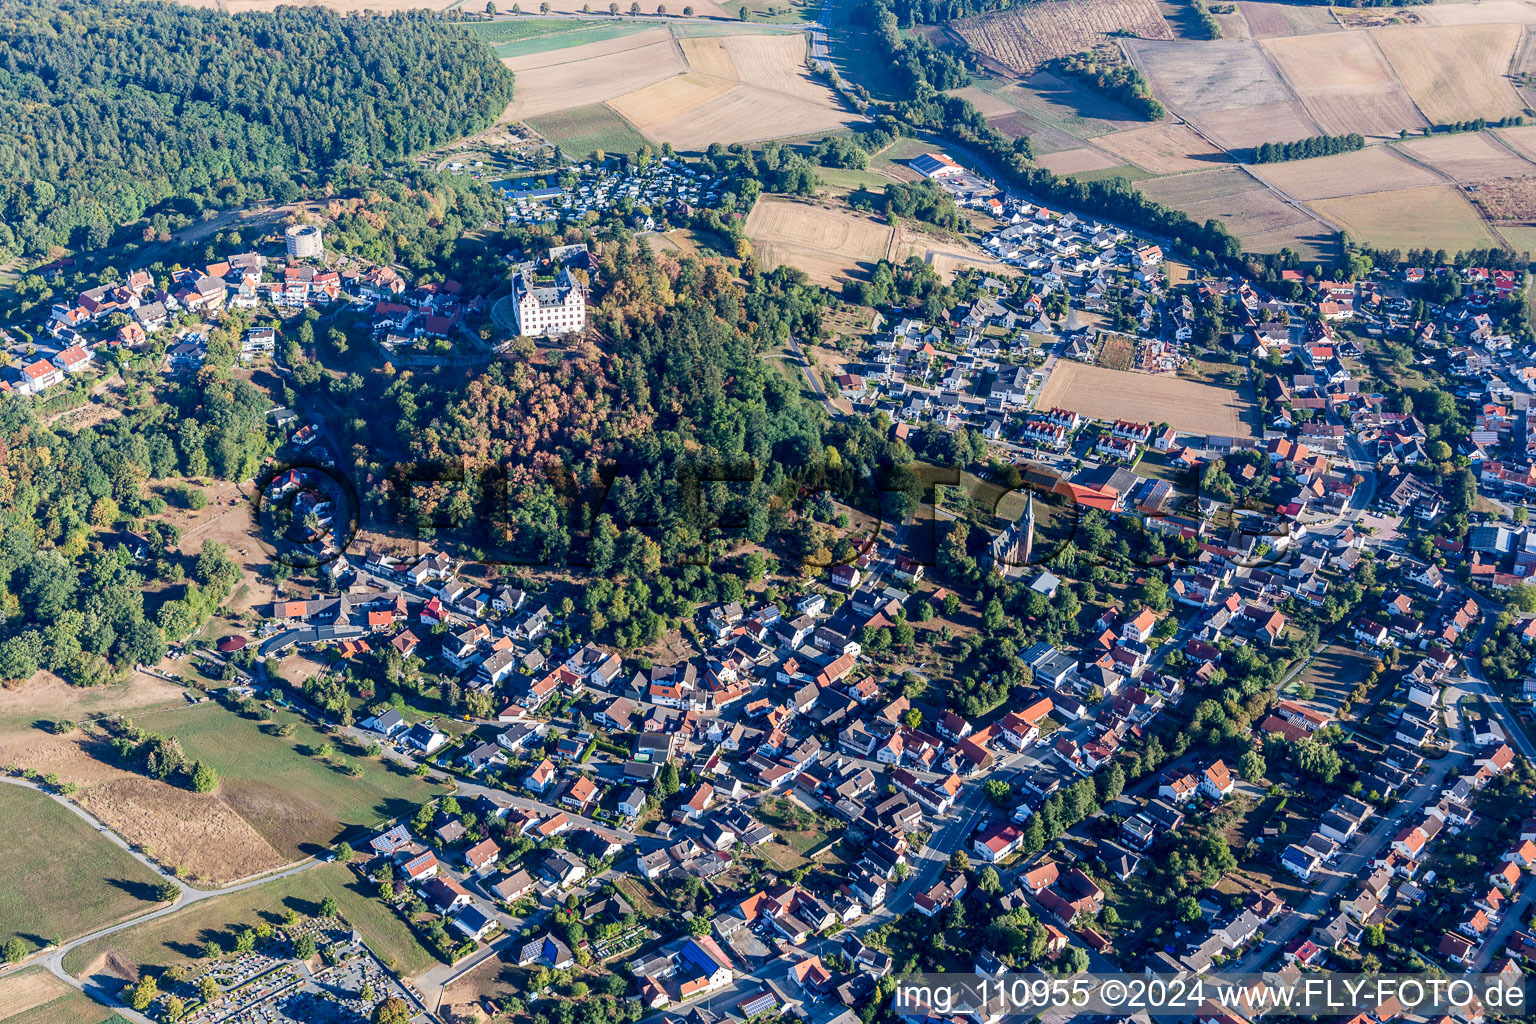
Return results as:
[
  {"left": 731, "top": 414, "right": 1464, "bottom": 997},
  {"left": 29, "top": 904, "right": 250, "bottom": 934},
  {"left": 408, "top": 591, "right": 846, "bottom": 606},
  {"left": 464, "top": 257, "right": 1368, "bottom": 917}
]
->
[{"left": 1, "top": 777, "right": 320, "bottom": 1021}]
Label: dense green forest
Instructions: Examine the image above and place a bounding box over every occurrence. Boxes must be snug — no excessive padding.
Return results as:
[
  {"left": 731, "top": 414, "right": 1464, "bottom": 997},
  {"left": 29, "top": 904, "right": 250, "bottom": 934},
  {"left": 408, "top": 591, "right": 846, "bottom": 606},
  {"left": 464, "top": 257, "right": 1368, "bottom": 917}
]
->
[
  {"left": 304, "top": 237, "right": 913, "bottom": 649},
  {"left": 0, "top": 369, "right": 270, "bottom": 684},
  {"left": 0, "top": 0, "right": 515, "bottom": 258}
]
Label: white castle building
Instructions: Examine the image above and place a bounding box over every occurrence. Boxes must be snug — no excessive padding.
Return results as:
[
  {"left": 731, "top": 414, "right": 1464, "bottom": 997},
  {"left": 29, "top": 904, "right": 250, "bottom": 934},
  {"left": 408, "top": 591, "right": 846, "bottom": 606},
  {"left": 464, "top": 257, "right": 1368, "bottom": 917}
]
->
[{"left": 512, "top": 267, "right": 585, "bottom": 337}]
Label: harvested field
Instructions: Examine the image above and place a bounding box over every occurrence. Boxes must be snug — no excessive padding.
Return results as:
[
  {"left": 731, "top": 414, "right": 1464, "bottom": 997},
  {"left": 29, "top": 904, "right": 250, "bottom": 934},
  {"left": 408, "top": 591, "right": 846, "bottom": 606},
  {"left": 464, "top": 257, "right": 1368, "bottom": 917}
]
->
[
  {"left": 955, "top": 0, "right": 1173, "bottom": 75},
  {"left": 1496, "top": 224, "right": 1536, "bottom": 253},
  {"left": 1251, "top": 146, "right": 1443, "bottom": 200},
  {"left": 1036, "top": 360, "right": 1254, "bottom": 436},
  {"left": 1261, "top": 30, "right": 1426, "bottom": 138},
  {"left": 1195, "top": 100, "right": 1321, "bottom": 150},
  {"left": 642, "top": 86, "right": 858, "bottom": 149},
  {"left": 526, "top": 104, "right": 649, "bottom": 158},
  {"left": 948, "top": 85, "right": 1020, "bottom": 118},
  {"left": 1496, "top": 123, "right": 1536, "bottom": 161},
  {"left": 1309, "top": 184, "right": 1501, "bottom": 251},
  {"left": 504, "top": 30, "right": 684, "bottom": 119},
  {"left": 745, "top": 198, "right": 893, "bottom": 286},
  {"left": 1468, "top": 176, "right": 1536, "bottom": 222},
  {"left": 1135, "top": 164, "right": 1261, "bottom": 204},
  {"left": 1373, "top": 24, "right": 1525, "bottom": 125},
  {"left": 0, "top": 968, "right": 118, "bottom": 1024},
  {"left": 679, "top": 36, "right": 740, "bottom": 78},
  {"left": 609, "top": 73, "right": 736, "bottom": 130},
  {"left": 984, "top": 70, "right": 1149, "bottom": 136},
  {"left": 724, "top": 33, "right": 829, "bottom": 102},
  {"left": 1091, "top": 121, "right": 1231, "bottom": 173},
  {"left": 1125, "top": 37, "right": 1294, "bottom": 114},
  {"left": 1039, "top": 147, "right": 1124, "bottom": 175},
  {"left": 154, "top": 704, "right": 439, "bottom": 864},
  {"left": 0, "top": 785, "right": 164, "bottom": 954},
  {"left": 0, "top": 669, "right": 186, "bottom": 736},
  {"left": 1135, "top": 165, "right": 1331, "bottom": 254},
  {"left": 1417, "top": 0, "right": 1536, "bottom": 26},
  {"left": 610, "top": 31, "right": 860, "bottom": 148},
  {"left": 989, "top": 111, "right": 1084, "bottom": 152},
  {"left": 1238, "top": 1, "right": 1341, "bottom": 38},
  {"left": 1395, "top": 131, "right": 1536, "bottom": 182}
]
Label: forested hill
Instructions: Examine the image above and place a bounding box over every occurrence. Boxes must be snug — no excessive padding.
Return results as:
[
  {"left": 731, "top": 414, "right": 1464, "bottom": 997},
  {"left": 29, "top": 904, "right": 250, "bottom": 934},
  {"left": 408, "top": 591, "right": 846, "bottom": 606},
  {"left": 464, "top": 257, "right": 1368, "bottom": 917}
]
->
[{"left": 0, "top": 0, "right": 516, "bottom": 258}]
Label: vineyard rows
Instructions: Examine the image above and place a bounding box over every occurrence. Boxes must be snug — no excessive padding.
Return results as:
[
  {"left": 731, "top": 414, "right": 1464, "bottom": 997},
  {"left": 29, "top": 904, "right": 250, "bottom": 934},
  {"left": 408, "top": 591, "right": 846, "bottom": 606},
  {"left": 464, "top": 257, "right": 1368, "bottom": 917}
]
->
[{"left": 954, "top": 0, "right": 1173, "bottom": 75}]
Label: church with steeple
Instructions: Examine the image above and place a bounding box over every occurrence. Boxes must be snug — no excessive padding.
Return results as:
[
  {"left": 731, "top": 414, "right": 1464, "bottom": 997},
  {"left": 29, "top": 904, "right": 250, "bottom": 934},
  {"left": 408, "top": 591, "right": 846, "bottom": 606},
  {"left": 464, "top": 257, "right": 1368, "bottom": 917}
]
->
[{"left": 987, "top": 491, "right": 1035, "bottom": 577}]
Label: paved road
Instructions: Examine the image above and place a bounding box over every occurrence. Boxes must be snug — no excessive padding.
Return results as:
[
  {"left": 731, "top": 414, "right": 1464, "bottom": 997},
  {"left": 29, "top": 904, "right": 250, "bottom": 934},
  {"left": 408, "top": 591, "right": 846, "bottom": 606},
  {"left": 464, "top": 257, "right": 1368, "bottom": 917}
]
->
[
  {"left": 1234, "top": 735, "right": 1468, "bottom": 971},
  {"left": 786, "top": 336, "right": 839, "bottom": 418},
  {"left": 1459, "top": 592, "right": 1536, "bottom": 761}
]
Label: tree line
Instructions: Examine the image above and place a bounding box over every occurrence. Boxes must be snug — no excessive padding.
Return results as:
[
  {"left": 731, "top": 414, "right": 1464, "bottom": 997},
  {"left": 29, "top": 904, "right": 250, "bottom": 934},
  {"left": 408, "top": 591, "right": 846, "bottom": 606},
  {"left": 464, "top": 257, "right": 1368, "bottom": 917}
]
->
[
  {"left": 1055, "top": 49, "right": 1165, "bottom": 121},
  {"left": 1250, "top": 133, "right": 1365, "bottom": 163},
  {"left": 0, "top": 0, "right": 515, "bottom": 258}
]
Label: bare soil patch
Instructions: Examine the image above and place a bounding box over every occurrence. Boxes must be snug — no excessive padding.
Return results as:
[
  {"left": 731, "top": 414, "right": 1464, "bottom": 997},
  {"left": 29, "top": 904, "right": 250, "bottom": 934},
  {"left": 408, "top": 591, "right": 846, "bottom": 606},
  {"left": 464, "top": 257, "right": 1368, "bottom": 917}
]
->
[{"left": 1036, "top": 360, "right": 1254, "bottom": 436}]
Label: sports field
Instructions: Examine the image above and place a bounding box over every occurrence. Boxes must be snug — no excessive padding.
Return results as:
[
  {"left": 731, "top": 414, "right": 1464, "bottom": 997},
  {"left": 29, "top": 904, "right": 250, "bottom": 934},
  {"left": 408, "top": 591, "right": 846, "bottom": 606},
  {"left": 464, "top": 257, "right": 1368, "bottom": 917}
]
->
[
  {"left": 1036, "top": 360, "right": 1254, "bottom": 436},
  {"left": 0, "top": 785, "right": 165, "bottom": 955},
  {"left": 745, "top": 198, "right": 894, "bottom": 285}
]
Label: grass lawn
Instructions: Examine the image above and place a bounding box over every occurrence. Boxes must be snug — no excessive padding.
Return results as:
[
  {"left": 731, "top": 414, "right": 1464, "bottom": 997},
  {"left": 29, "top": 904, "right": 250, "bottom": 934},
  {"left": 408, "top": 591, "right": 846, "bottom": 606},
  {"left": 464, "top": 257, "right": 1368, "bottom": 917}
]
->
[
  {"left": 142, "top": 704, "right": 441, "bottom": 860},
  {"left": 0, "top": 786, "right": 166, "bottom": 954},
  {"left": 673, "top": 21, "right": 807, "bottom": 36},
  {"left": 1065, "top": 164, "right": 1155, "bottom": 184},
  {"left": 526, "top": 104, "right": 651, "bottom": 160},
  {"left": 484, "top": 21, "right": 654, "bottom": 59},
  {"left": 463, "top": 17, "right": 592, "bottom": 42},
  {"left": 0, "top": 968, "right": 123, "bottom": 1024},
  {"left": 63, "top": 862, "right": 436, "bottom": 980},
  {"left": 1292, "top": 643, "right": 1377, "bottom": 713}
]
